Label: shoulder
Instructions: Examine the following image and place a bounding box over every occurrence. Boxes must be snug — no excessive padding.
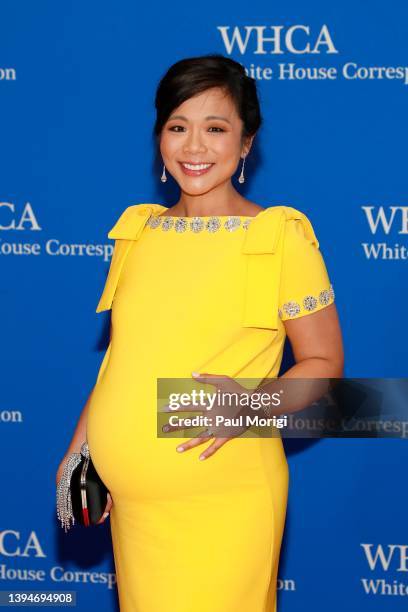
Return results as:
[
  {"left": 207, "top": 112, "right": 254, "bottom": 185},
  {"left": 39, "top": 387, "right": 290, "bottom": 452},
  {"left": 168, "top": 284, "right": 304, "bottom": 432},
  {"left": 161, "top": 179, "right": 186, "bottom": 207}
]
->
[
  {"left": 264, "top": 205, "right": 320, "bottom": 248},
  {"left": 106, "top": 203, "right": 168, "bottom": 239},
  {"left": 243, "top": 205, "right": 319, "bottom": 254},
  {"left": 109, "top": 203, "right": 167, "bottom": 225}
]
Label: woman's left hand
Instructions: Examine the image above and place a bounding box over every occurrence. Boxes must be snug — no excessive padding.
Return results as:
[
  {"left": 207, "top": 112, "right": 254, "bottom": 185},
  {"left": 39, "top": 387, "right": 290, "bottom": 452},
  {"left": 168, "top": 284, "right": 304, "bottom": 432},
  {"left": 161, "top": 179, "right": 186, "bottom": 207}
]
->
[
  {"left": 96, "top": 491, "right": 113, "bottom": 524},
  {"left": 161, "top": 372, "right": 255, "bottom": 461}
]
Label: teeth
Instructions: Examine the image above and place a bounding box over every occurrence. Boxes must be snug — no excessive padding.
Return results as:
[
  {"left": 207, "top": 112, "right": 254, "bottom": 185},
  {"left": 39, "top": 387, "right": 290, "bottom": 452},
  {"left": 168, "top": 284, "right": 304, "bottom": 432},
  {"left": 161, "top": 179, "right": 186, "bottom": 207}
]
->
[{"left": 182, "top": 163, "right": 212, "bottom": 171}]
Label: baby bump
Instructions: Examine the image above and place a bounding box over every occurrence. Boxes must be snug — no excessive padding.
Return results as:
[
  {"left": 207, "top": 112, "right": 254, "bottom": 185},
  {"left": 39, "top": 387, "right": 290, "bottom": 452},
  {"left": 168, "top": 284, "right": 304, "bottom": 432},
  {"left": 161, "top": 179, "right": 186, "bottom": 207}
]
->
[{"left": 87, "top": 376, "right": 288, "bottom": 502}]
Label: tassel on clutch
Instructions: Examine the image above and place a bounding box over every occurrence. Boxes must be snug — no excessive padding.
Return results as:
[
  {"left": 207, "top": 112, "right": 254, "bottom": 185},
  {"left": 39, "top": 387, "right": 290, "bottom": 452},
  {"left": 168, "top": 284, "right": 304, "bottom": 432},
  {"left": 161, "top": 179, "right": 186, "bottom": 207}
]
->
[{"left": 56, "top": 442, "right": 109, "bottom": 532}]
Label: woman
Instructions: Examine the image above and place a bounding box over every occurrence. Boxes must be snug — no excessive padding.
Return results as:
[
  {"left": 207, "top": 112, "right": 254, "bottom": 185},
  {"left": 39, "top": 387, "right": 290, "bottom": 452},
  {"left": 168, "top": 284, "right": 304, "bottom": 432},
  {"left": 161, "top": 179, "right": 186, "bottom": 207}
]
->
[{"left": 56, "top": 54, "right": 343, "bottom": 611}]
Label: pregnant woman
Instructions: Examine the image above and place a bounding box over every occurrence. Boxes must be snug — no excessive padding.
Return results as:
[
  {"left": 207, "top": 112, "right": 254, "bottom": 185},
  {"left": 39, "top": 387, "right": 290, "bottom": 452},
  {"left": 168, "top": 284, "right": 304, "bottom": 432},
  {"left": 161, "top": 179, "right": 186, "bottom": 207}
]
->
[{"left": 56, "top": 54, "right": 343, "bottom": 611}]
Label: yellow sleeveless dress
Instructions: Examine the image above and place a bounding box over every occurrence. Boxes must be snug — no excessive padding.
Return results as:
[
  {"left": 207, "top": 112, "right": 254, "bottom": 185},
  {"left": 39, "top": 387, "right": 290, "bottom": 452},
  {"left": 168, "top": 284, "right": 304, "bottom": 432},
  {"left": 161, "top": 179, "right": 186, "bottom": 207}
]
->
[{"left": 86, "top": 203, "right": 335, "bottom": 612}]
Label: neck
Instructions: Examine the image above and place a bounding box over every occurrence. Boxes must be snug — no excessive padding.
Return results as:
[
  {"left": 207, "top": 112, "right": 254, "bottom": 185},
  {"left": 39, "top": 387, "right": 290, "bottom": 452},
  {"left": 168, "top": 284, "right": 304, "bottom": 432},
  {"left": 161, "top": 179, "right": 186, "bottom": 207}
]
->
[{"left": 174, "top": 182, "right": 246, "bottom": 217}]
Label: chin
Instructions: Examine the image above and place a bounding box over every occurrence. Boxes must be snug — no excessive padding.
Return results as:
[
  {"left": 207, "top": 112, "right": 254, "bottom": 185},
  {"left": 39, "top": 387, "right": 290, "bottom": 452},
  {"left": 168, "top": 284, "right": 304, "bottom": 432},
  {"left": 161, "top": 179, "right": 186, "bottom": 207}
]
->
[
  {"left": 179, "top": 184, "right": 216, "bottom": 197},
  {"left": 176, "top": 176, "right": 218, "bottom": 194}
]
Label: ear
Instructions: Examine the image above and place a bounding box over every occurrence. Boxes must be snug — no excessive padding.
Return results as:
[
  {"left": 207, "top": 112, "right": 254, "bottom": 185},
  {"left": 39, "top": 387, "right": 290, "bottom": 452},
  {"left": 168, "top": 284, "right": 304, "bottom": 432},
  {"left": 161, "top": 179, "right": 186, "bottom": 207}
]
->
[{"left": 241, "top": 133, "right": 256, "bottom": 158}]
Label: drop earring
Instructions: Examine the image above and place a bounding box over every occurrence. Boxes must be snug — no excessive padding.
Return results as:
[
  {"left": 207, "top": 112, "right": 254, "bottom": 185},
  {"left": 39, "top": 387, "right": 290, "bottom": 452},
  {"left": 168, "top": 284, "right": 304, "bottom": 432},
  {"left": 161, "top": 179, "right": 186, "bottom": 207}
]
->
[
  {"left": 160, "top": 164, "right": 167, "bottom": 183},
  {"left": 238, "top": 156, "right": 246, "bottom": 184}
]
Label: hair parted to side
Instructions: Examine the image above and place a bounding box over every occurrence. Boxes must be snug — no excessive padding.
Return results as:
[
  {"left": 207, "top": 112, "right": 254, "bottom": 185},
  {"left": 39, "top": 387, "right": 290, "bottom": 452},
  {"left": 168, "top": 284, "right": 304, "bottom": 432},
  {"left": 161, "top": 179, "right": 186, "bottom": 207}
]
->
[{"left": 153, "top": 54, "right": 262, "bottom": 142}]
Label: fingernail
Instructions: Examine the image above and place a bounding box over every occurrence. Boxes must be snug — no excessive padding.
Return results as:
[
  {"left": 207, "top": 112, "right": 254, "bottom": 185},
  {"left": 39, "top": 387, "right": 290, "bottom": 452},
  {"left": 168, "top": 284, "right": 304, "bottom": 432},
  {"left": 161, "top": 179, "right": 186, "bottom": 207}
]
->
[
  {"left": 162, "top": 425, "right": 169, "bottom": 432},
  {"left": 191, "top": 371, "right": 200, "bottom": 377},
  {"left": 199, "top": 455, "right": 206, "bottom": 460},
  {"left": 177, "top": 446, "right": 184, "bottom": 452}
]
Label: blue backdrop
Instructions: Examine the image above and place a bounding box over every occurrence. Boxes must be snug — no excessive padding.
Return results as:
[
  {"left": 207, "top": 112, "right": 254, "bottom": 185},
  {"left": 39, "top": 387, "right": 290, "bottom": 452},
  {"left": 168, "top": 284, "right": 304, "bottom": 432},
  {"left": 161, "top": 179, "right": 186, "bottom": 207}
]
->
[{"left": 1, "top": 1, "right": 407, "bottom": 610}]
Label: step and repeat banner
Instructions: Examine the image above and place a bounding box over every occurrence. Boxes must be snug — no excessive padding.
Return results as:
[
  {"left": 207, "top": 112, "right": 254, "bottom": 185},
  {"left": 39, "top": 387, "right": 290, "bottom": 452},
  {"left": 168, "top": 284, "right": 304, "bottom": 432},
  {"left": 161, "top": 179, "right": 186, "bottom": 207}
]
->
[{"left": 1, "top": 1, "right": 407, "bottom": 610}]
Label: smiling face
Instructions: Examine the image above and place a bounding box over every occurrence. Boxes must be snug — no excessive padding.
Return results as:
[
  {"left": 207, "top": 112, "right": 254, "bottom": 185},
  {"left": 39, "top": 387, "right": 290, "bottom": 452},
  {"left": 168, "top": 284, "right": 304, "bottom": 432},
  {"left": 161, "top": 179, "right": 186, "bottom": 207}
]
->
[{"left": 159, "top": 87, "right": 253, "bottom": 196}]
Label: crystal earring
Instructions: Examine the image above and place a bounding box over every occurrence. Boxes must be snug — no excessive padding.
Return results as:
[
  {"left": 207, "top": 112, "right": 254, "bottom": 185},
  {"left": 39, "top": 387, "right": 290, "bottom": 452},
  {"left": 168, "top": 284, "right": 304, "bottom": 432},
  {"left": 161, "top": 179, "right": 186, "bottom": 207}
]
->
[
  {"left": 238, "top": 156, "right": 246, "bottom": 184},
  {"left": 160, "top": 164, "right": 167, "bottom": 183}
]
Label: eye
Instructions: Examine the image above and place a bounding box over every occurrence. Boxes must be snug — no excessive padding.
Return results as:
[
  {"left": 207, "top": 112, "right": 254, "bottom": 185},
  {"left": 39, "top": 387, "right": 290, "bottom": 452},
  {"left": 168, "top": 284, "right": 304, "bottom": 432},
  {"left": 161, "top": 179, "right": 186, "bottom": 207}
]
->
[
  {"left": 168, "top": 125, "right": 185, "bottom": 132},
  {"left": 208, "top": 126, "right": 225, "bottom": 133}
]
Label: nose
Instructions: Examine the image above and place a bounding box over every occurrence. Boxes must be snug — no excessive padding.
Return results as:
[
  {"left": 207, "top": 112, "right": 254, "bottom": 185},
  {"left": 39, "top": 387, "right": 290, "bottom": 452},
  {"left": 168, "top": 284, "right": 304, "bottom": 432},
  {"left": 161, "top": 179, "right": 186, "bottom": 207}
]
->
[{"left": 182, "top": 127, "right": 207, "bottom": 155}]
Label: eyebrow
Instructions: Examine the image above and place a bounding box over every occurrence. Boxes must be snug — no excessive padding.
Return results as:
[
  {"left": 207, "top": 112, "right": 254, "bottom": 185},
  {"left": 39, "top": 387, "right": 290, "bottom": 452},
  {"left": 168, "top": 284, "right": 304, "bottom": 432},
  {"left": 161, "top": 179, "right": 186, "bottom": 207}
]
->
[{"left": 168, "top": 114, "right": 232, "bottom": 125}]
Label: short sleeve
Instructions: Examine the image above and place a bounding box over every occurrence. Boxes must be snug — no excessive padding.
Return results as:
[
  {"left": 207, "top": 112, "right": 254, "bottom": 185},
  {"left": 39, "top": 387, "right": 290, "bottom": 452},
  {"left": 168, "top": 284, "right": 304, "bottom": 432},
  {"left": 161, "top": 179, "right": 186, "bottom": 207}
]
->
[{"left": 278, "top": 216, "right": 335, "bottom": 321}]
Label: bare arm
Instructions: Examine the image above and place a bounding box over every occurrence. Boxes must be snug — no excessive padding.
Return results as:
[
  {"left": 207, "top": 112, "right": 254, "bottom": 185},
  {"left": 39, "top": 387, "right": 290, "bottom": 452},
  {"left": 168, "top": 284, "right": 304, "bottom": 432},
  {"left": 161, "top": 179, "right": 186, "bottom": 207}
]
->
[
  {"left": 55, "top": 387, "right": 93, "bottom": 485},
  {"left": 251, "top": 303, "right": 344, "bottom": 416},
  {"left": 64, "top": 386, "right": 94, "bottom": 455},
  {"left": 281, "top": 302, "right": 344, "bottom": 379},
  {"left": 56, "top": 323, "right": 112, "bottom": 484}
]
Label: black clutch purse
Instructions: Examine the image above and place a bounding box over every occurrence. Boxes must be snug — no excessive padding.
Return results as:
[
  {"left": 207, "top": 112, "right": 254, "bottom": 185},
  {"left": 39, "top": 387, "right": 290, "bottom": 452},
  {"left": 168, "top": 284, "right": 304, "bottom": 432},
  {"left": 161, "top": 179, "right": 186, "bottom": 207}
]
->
[{"left": 56, "top": 442, "right": 109, "bottom": 532}]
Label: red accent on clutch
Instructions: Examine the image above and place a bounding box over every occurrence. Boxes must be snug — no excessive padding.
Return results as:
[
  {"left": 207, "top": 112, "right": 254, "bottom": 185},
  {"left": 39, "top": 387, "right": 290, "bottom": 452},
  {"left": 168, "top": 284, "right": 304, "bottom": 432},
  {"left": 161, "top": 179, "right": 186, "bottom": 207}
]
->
[{"left": 82, "top": 507, "right": 90, "bottom": 527}]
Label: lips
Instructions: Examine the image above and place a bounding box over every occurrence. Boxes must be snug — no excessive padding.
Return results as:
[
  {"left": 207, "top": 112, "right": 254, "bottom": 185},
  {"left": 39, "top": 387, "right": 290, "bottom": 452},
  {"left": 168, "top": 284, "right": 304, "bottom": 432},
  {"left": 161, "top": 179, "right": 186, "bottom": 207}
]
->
[{"left": 178, "top": 161, "right": 214, "bottom": 177}]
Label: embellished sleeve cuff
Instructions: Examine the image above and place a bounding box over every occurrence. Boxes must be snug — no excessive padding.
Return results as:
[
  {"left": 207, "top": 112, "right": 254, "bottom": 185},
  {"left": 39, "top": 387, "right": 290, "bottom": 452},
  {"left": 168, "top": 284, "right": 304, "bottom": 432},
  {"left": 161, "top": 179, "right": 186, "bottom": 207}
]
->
[{"left": 278, "top": 283, "right": 335, "bottom": 321}]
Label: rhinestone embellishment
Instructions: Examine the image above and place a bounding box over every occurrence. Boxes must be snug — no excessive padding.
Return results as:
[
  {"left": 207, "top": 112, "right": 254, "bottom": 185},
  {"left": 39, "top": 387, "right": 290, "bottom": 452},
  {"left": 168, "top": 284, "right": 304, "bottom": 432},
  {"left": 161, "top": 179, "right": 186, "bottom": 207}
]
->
[
  {"left": 283, "top": 301, "right": 301, "bottom": 318},
  {"left": 148, "top": 215, "right": 162, "bottom": 229},
  {"left": 319, "top": 289, "right": 331, "bottom": 306},
  {"left": 175, "top": 218, "right": 188, "bottom": 233},
  {"left": 303, "top": 295, "right": 318, "bottom": 311},
  {"left": 224, "top": 216, "right": 241, "bottom": 231},
  {"left": 190, "top": 217, "right": 205, "bottom": 233},
  {"left": 161, "top": 217, "right": 174, "bottom": 231},
  {"left": 279, "top": 284, "right": 335, "bottom": 319},
  {"left": 206, "top": 217, "right": 221, "bottom": 233}
]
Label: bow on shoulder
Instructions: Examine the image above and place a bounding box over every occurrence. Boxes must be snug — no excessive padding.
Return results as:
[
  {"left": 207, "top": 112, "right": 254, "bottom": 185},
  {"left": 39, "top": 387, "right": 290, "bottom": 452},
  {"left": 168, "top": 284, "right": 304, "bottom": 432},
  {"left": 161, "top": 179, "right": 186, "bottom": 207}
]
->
[
  {"left": 240, "top": 205, "right": 319, "bottom": 331},
  {"left": 95, "top": 203, "right": 167, "bottom": 313}
]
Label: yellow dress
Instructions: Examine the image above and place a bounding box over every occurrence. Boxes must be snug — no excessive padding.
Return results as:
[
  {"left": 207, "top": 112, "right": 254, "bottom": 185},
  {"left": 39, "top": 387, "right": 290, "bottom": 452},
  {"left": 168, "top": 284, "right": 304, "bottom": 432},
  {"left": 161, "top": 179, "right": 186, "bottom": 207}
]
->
[{"left": 86, "top": 203, "right": 335, "bottom": 612}]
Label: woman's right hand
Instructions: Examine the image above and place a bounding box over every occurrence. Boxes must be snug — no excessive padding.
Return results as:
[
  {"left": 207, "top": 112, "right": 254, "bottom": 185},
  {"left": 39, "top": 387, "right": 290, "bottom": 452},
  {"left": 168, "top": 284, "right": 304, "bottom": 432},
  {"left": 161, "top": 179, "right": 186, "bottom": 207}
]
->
[
  {"left": 55, "top": 446, "right": 83, "bottom": 487},
  {"left": 55, "top": 454, "right": 113, "bottom": 525}
]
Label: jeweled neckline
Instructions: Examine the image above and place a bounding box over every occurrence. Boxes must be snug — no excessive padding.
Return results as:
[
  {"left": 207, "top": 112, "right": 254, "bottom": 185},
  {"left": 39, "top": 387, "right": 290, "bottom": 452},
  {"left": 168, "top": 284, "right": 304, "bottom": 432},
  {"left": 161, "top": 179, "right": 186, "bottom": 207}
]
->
[{"left": 146, "top": 213, "right": 255, "bottom": 233}]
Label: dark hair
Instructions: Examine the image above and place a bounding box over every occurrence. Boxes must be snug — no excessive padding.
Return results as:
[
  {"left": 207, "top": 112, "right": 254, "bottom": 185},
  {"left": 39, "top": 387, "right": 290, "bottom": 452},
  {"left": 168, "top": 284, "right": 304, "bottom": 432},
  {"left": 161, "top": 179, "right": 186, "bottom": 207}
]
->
[{"left": 153, "top": 54, "right": 262, "bottom": 142}]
